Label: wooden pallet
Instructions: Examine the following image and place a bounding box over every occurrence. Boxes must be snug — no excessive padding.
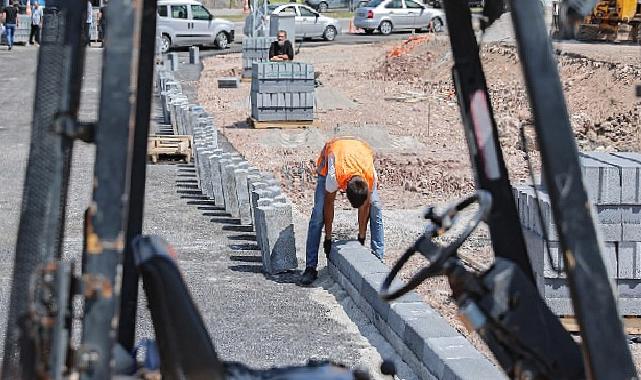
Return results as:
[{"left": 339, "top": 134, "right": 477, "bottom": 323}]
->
[
  {"left": 247, "top": 117, "right": 316, "bottom": 129},
  {"left": 147, "top": 135, "right": 192, "bottom": 163},
  {"left": 559, "top": 315, "right": 641, "bottom": 335}
]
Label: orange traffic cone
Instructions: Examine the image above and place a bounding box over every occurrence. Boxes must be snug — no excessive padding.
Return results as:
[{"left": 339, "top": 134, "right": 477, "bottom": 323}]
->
[{"left": 348, "top": 20, "right": 358, "bottom": 33}]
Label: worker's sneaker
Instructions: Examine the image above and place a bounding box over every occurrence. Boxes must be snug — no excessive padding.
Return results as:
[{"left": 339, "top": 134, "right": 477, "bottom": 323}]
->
[{"left": 299, "top": 267, "right": 318, "bottom": 286}]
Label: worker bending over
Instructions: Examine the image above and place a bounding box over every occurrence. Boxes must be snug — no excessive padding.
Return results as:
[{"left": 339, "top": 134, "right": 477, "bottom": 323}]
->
[
  {"left": 269, "top": 30, "right": 294, "bottom": 61},
  {"left": 300, "top": 137, "right": 384, "bottom": 286}
]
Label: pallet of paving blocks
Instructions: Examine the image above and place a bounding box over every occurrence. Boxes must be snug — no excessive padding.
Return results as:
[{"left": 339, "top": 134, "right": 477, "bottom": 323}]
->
[
  {"left": 250, "top": 62, "right": 315, "bottom": 125},
  {"left": 514, "top": 151, "right": 641, "bottom": 318},
  {"left": 241, "top": 37, "right": 276, "bottom": 79}
]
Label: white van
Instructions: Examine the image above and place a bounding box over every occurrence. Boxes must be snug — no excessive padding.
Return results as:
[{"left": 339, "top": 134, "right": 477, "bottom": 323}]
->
[{"left": 157, "top": 0, "right": 235, "bottom": 53}]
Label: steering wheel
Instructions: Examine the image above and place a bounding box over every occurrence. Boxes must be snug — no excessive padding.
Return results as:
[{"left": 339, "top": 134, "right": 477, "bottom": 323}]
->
[{"left": 379, "top": 191, "right": 492, "bottom": 301}]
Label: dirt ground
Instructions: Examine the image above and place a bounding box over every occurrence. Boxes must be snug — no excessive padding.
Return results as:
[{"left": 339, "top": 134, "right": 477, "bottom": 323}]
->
[{"left": 198, "top": 34, "right": 641, "bottom": 372}]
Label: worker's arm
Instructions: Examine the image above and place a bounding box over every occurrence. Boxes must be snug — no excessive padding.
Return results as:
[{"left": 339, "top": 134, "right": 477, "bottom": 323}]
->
[
  {"left": 357, "top": 196, "right": 370, "bottom": 241},
  {"left": 323, "top": 190, "right": 336, "bottom": 238}
]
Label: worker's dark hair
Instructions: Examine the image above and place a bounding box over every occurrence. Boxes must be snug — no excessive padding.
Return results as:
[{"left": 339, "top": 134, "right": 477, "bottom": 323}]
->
[{"left": 346, "top": 176, "right": 369, "bottom": 209}]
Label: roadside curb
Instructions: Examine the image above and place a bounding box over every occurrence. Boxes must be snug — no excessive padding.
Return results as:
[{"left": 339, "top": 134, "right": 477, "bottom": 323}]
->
[{"left": 328, "top": 240, "right": 506, "bottom": 380}]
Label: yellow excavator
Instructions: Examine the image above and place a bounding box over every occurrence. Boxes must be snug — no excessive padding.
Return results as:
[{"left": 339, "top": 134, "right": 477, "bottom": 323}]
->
[{"left": 556, "top": 0, "right": 641, "bottom": 41}]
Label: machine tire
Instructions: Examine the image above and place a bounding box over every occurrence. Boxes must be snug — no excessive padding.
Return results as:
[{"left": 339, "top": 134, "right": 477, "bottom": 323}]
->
[
  {"left": 215, "top": 32, "right": 229, "bottom": 49},
  {"left": 379, "top": 20, "right": 392, "bottom": 35}
]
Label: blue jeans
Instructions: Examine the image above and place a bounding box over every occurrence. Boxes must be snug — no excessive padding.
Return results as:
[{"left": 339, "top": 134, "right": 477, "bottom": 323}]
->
[
  {"left": 5, "top": 24, "right": 16, "bottom": 47},
  {"left": 305, "top": 175, "right": 385, "bottom": 269}
]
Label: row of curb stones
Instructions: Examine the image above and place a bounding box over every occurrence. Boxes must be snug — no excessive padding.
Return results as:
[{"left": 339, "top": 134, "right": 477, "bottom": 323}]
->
[
  {"left": 328, "top": 241, "right": 505, "bottom": 380},
  {"left": 157, "top": 69, "right": 298, "bottom": 274}
]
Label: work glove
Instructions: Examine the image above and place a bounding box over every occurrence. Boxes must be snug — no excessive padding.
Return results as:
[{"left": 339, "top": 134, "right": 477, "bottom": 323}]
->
[
  {"left": 357, "top": 235, "right": 365, "bottom": 246},
  {"left": 323, "top": 239, "right": 332, "bottom": 257}
]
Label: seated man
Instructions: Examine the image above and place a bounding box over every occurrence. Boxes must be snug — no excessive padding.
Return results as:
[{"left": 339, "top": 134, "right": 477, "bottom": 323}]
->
[
  {"left": 299, "top": 137, "right": 385, "bottom": 286},
  {"left": 269, "top": 30, "right": 294, "bottom": 61}
]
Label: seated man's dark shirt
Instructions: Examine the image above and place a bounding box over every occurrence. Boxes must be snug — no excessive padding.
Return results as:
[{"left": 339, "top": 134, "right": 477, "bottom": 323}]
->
[{"left": 269, "top": 40, "right": 294, "bottom": 61}]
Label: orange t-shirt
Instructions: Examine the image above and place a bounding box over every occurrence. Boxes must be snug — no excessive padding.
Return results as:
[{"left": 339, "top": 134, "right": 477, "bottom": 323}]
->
[{"left": 317, "top": 138, "right": 375, "bottom": 192}]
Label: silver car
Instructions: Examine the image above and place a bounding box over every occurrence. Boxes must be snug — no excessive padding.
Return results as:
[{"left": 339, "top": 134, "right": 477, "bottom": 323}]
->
[
  {"left": 353, "top": 0, "right": 445, "bottom": 35},
  {"left": 266, "top": 4, "right": 341, "bottom": 41},
  {"left": 157, "top": 0, "right": 235, "bottom": 53},
  {"left": 304, "top": 0, "right": 368, "bottom": 13}
]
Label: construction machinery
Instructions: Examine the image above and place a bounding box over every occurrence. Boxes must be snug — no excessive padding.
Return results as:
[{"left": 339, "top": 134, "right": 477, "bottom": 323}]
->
[{"left": 556, "top": 0, "right": 641, "bottom": 41}]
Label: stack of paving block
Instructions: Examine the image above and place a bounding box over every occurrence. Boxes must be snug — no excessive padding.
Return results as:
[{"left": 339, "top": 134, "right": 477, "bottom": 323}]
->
[
  {"left": 250, "top": 62, "right": 315, "bottom": 122},
  {"left": 514, "top": 151, "right": 641, "bottom": 316},
  {"left": 241, "top": 37, "right": 275, "bottom": 78}
]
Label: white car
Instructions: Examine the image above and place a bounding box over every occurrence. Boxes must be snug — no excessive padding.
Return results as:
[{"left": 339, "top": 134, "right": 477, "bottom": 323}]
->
[
  {"left": 157, "top": 0, "right": 235, "bottom": 53},
  {"left": 265, "top": 4, "right": 342, "bottom": 41}
]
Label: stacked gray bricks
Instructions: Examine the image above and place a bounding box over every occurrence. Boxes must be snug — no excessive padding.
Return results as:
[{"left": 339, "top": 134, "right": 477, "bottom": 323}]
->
[
  {"left": 241, "top": 37, "right": 276, "bottom": 78},
  {"left": 250, "top": 62, "right": 315, "bottom": 121},
  {"left": 514, "top": 151, "right": 641, "bottom": 315}
]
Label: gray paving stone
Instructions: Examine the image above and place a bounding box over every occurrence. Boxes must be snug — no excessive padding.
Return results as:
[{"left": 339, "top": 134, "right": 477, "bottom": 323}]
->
[
  {"left": 402, "top": 304, "right": 459, "bottom": 362},
  {"left": 617, "top": 279, "right": 641, "bottom": 297},
  {"left": 618, "top": 241, "right": 641, "bottom": 279},
  {"left": 424, "top": 336, "right": 488, "bottom": 380},
  {"left": 255, "top": 198, "right": 272, "bottom": 251},
  {"left": 623, "top": 224, "right": 641, "bottom": 241},
  {"left": 545, "top": 297, "right": 574, "bottom": 315},
  {"left": 260, "top": 203, "right": 297, "bottom": 274},
  {"left": 361, "top": 271, "right": 422, "bottom": 320},
  {"left": 234, "top": 169, "right": 252, "bottom": 225},
  {"left": 618, "top": 297, "right": 641, "bottom": 315},
  {"left": 337, "top": 243, "right": 387, "bottom": 292},
  {"left": 544, "top": 278, "right": 570, "bottom": 298},
  {"left": 622, "top": 206, "right": 641, "bottom": 224},
  {"left": 207, "top": 150, "right": 225, "bottom": 205},
  {"left": 580, "top": 155, "right": 621, "bottom": 204},
  {"left": 444, "top": 357, "right": 505, "bottom": 380},
  {"left": 218, "top": 77, "right": 240, "bottom": 88},
  {"left": 221, "top": 160, "right": 241, "bottom": 216}
]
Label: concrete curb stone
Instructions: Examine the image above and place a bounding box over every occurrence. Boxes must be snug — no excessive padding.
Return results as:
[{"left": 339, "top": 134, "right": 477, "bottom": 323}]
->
[{"left": 328, "top": 241, "right": 506, "bottom": 380}]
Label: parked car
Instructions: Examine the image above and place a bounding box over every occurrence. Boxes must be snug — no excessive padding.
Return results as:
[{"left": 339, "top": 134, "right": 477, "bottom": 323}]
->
[
  {"left": 353, "top": 0, "right": 445, "bottom": 35},
  {"left": 426, "top": 0, "right": 483, "bottom": 8},
  {"left": 265, "top": 4, "right": 342, "bottom": 41},
  {"left": 304, "top": 0, "right": 368, "bottom": 13},
  {"left": 157, "top": 0, "right": 235, "bottom": 53}
]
